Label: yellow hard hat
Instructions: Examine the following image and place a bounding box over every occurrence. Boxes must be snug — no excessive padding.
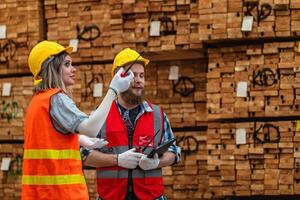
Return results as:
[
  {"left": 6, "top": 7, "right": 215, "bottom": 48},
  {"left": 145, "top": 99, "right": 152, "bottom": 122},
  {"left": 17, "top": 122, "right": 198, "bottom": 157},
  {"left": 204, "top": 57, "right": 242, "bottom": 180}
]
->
[
  {"left": 28, "top": 40, "right": 73, "bottom": 85},
  {"left": 112, "top": 48, "right": 149, "bottom": 76}
]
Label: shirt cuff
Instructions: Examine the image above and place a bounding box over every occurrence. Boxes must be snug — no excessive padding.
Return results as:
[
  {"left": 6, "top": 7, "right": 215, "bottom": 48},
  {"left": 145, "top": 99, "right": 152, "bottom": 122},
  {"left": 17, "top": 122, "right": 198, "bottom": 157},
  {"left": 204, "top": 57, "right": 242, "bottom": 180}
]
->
[
  {"left": 168, "top": 147, "right": 181, "bottom": 165},
  {"left": 71, "top": 116, "right": 88, "bottom": 133}
]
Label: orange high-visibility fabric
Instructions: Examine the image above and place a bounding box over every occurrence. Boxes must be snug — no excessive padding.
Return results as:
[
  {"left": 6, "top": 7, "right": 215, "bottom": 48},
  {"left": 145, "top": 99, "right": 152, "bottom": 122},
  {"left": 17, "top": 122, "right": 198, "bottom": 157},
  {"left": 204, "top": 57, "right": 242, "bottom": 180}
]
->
[{"left": 22, "top": 89, "right": 89, "bottom": 200}]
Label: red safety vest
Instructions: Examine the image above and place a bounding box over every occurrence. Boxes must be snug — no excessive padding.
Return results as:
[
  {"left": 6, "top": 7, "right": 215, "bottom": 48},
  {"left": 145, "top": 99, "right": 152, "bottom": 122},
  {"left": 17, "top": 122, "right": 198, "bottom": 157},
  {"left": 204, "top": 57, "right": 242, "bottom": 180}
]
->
[
  {"left": 96, "top": 102, "right": 164, "bottom": 200},
  {"left": 22, "top": 89, "right": 89, "bottom": 200}
]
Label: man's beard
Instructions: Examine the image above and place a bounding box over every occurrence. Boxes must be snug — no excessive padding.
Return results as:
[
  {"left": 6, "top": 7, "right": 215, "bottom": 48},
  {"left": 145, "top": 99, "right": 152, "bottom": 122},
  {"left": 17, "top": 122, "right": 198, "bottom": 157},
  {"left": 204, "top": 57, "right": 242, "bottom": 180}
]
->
[{"left": 120, "top": 89, "right": 144, "bottom": 105}]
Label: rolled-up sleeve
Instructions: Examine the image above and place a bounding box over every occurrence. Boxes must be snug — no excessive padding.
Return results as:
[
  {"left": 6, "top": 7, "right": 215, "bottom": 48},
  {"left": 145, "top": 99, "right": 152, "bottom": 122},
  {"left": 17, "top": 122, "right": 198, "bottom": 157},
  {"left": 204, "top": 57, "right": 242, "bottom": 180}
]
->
[
  {"left": 163, "top": 112, "right": 181, "bottom": 163},
  {"left": 50, "top": 93, "right": 88, "bottom": 134}
]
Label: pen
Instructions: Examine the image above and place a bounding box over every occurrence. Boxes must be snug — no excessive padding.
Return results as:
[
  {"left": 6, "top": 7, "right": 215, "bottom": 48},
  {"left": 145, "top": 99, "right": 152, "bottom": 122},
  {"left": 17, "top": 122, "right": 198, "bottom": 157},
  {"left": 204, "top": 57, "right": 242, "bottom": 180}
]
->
[{"left": 121, "top": 51, "right": 144, "bottom": 77}]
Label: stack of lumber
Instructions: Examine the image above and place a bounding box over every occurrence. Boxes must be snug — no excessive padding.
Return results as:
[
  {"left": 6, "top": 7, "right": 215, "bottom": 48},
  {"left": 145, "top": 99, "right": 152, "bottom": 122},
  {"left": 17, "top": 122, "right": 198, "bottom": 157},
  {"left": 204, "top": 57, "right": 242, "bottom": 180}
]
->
[
  {"left": 199, "top": 0, "right": 300, "bottom": 40},
  {"left": 206, "top": 121, "right": 296, "bottom": 197},
  {"left": 44, "top": 0, "right": 205, "bottom": 61},
  {"left": 0, "top": 144, "right": 23, "bottom": 200},
  {"left": 207, "top": 41, "right": 300, "bottom": 120},
  {"left": 45, "top": 0, "right": 113, "bottom": 62},
  {"left": 0, "top": 77, "right": 33, "bottom": 140},
  {"left": 0, "top": 0, "right": 44, "bottom": 73}
]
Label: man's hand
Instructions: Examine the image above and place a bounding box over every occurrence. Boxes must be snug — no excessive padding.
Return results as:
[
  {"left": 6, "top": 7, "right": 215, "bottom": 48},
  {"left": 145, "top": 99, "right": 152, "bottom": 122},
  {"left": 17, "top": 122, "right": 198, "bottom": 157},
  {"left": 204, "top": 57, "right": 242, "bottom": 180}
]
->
[
  {"left": 117, "top": 148, "right": 143, "bottom": 169},
  {"left": 79, "top": 135, "right": 108, "bottom": 149},
  {"left": 139, "top": 153, "right": 160, "bottom": 170}
]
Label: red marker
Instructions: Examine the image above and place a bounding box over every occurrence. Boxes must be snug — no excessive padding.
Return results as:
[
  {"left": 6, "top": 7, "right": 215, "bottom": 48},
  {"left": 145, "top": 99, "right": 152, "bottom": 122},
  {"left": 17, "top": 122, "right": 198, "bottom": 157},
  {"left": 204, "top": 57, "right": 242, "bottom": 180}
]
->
[{"left": 120, "top": 51, "right": 144, "bottom": 77}]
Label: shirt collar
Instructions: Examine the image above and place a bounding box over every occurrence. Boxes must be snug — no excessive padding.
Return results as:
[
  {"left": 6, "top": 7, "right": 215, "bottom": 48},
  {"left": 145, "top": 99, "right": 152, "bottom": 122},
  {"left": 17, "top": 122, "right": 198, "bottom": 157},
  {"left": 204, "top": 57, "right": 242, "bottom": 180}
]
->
[
  {"left": 115, "top": 100, "right": 153, "bottom": 113},
  {"left": 140, "top": 101, "right": 153, "bottom": 113}
]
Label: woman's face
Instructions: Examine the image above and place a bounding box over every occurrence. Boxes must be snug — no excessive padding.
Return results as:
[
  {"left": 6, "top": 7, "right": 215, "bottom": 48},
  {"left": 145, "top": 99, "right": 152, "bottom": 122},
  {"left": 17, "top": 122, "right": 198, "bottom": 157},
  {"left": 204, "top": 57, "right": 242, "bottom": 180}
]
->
[{"left": 61, "top": 55, "right": 76, "bottom": 87}]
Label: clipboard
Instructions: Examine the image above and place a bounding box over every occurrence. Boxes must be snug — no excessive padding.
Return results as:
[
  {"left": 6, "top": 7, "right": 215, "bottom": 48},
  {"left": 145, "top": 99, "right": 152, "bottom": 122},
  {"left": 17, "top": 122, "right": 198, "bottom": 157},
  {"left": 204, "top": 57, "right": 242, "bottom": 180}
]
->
[{"left": 147, "top": 138, "right": 176, "bottom": 158}]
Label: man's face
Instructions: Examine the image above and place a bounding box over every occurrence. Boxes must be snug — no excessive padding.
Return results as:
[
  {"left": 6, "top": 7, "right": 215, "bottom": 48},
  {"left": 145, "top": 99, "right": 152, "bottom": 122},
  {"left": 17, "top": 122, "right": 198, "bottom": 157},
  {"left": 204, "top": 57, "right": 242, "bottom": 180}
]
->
[
  {"left": 127, "top": 63, "right": 145, "bottom": 96},
  {"left": 120, "top": 63, "right": 145, "bottom": 105}
]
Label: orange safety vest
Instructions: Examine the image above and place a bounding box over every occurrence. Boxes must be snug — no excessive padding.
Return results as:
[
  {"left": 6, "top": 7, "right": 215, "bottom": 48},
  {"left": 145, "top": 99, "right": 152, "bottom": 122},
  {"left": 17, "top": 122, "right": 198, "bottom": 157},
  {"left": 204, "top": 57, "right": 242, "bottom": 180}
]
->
[
  {"left": 22, "top": 89, "right": 89, "bottom": 200},
  {"left": 96, "top": 102, "right": 164, "bottom": 200}
]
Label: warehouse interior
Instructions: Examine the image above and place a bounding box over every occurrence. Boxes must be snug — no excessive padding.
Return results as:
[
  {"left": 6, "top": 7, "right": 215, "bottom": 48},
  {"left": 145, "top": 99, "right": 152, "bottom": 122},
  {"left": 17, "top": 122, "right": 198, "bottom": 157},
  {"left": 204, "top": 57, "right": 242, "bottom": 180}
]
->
[{"left": 1, "top": 0, "right": 300, "bottom": 199}]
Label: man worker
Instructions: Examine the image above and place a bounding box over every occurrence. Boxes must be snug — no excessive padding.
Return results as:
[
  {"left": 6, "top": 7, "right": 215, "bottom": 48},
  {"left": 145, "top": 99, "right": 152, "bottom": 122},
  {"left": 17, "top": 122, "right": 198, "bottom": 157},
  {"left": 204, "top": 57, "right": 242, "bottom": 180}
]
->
[{"left": 81, "top": 48, "right": 181, "bottom": 200}]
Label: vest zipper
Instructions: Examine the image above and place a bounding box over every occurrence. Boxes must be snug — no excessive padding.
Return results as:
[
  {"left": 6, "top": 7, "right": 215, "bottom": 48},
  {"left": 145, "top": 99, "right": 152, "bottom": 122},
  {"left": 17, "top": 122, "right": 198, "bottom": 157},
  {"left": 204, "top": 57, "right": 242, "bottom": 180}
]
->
[
  {"left": 128, "top": 131, "right": 133, "bottom": 193},
  {"left": 127, "top": 108, "right": 141, "bottom": 198}
]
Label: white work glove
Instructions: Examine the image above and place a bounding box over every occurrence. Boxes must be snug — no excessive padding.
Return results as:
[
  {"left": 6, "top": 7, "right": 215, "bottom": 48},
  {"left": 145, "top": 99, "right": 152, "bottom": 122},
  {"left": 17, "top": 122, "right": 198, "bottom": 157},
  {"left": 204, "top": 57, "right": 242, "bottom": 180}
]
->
[
  {"left": 117, "top": 148, "right": 143, "bottom": 169},
  {"left": 79, "top": 135, "right": 108, "bottom": 149},
  {"left": 139, "top": 153, "right": 160, "bottom": 171},
  {"left": 109, "top": 67, "right": 134, "bottom": 95}
]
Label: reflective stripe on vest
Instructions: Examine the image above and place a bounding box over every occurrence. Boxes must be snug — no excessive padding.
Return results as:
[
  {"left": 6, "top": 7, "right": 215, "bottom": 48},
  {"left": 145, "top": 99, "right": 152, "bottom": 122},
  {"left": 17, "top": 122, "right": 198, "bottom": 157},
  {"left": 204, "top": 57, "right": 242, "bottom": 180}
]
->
[
  {"left": 97, "top": 168, "right": 162, "bottom": 179},
  {"left": 23, "top": 149, "right": 81, "bottom": 160},
  {"left": 22, "top": 174, "right": 86, "bottom": 185},
  {"left": 152, "top": 104, "right": 163, "bottom": 147}
]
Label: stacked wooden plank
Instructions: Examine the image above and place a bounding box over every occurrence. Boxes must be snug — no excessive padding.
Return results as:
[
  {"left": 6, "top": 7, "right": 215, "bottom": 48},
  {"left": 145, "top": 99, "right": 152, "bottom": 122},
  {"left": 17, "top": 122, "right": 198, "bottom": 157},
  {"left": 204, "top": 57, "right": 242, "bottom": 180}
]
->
[
  {"left": 2, "top": 0, "right": 300, "bottom": 74},
  {"left": 83, "top": 169, "right": 97, "bottom": 200},
  {"left": 146, "top": 59, "right": 207, "bottom": 127},
  {"left": 206, "top": 120, "right": 296, "bottom": 197},
  {"left": 199, "top": 0, "right": 300, "bottom": 40},
  {"left": 205, "top": 37, "right": 300, "bottom": 198},
  {"left": 0, "top": 144, "right": 23, "bottom": 200},
  {"left": 116, "top": 0, "right": 149, "bottom": 52},
  {"left": 164, "top": 130, "right": 208, "bottom": 199},
  {"left": 175, "top": 1, "right": 191, "bottom": 49},
  {"left": 44, "top": 0, "right": 207, "bottom": 61},
  {"left": 110, "top": 0, "right": 126, "bottom": 53},
  {"left": 207, "top": 41, "right": 300, "bottom": 120},
  {"left": 0, "top": 0, "right": 44, "bottom": 74},
  {"left": 45, "top": 0, "right": 113, "bottom": 62},
  {"left": 190, "top": 0, "right": 202, "bottom": 48},
  {"left": 148, "top": 0, "right": 203, "bottom": 50},
  {"left": 0, "top": 77, "right": 33, "bottom": 140}
]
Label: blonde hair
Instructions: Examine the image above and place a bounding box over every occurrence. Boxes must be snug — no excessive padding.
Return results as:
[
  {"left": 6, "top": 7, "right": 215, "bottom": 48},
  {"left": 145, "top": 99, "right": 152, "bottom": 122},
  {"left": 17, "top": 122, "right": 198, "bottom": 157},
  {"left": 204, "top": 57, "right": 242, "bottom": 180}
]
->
[{"left": 34, "top": 52, "right": 71, "bottom": 96}]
